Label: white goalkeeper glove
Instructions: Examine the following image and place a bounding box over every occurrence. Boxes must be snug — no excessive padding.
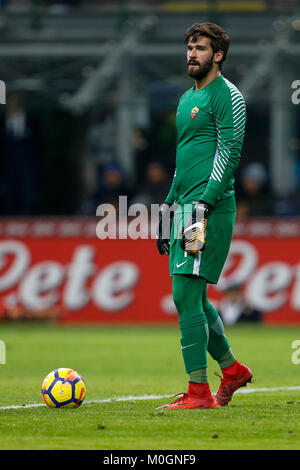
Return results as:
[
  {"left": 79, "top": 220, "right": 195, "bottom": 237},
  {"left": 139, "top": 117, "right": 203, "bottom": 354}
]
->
[{"left": 180, "top": 201, "right": 211, "bottom": 255}]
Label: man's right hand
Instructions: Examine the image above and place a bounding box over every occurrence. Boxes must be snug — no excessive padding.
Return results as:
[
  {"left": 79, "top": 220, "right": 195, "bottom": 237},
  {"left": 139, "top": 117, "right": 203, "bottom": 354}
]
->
[
  {"left": 180, "top": 201, "right": 211, "bottom": 255},
  {"left": 156, "top": 203, "right": 173, "bottom": 255}
]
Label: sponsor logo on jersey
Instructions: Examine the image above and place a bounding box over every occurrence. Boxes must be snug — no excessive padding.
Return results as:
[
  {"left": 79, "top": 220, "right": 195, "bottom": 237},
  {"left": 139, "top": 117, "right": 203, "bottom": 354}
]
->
[{"left": 191, "top": 106, "right": 199, "bottom": 120}]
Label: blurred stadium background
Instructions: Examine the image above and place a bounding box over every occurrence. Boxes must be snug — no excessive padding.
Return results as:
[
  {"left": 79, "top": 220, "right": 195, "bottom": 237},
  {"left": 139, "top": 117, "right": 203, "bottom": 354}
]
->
[{"left": 0, "top": 0, "right": 299, "bottom": 326}]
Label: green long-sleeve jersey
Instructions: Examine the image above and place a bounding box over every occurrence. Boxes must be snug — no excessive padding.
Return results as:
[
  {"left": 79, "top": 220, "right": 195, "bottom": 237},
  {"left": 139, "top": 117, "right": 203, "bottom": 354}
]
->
[{"left": 165, "top": 75, "right": 246, "bottom": 212}]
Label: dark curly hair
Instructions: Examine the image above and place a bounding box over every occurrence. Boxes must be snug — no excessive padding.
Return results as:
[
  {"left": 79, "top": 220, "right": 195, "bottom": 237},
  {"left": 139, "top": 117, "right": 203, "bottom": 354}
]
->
[{"left": 184, "top": 22, "right": 230, "bottom": 69}]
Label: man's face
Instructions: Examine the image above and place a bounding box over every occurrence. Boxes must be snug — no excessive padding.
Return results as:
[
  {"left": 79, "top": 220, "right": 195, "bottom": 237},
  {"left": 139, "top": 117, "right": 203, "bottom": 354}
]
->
[{"left": 186, "top": 36, "right": 215, "bottom": 80}]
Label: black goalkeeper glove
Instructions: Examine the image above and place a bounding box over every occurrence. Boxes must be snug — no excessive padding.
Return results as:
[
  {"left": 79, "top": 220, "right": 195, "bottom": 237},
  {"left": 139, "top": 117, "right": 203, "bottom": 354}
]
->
[
  {"left": 156, "top": 202, "right": 174, "bottom": 255},
  {"left": 180, "top": 201, "right": 212, "bottom": 255}
]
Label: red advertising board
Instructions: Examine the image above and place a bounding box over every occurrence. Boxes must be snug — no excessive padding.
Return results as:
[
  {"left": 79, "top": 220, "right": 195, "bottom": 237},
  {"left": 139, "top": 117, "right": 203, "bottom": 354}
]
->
[{"left": 0, "top": 218, "right": 299, "bottom": 324}]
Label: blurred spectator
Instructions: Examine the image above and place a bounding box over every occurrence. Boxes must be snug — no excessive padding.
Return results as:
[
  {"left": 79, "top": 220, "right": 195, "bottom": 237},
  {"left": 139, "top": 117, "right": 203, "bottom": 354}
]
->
[
  {"left": 236, "top": 162, "right": 274, "bottom": 217},
  {"left": 133, "top": 126, "right": 151, "bottom": 183},
  {"left": 97, "top": 162, "right": 130, "bottom": 205},
  {"left": 134, "top": 111, "right": 176, "bottom": 186},
  {"left": 80, "top": 98, "right": 121, "bottom": 213},
  {"left": 218, "top": 284, "right": 261, "bottom": 325},
  {"left": 273, "top": 194, "right": 299, "bottom": 217},
  {"left": 0, "top": 91, "right": 43, "bottom": 215},
  {"left": 84, "top": 97, "right": 119, "bottom": 169},
  {"left": 147, "top": 111, "right": 176, "bottom": 173},
  {"left": 131, "top": 161, "right": 171, "bottom": 208},
  {"left": 79, "top": 161, "right": 131, "bottom": 214},
  {"left": 235, "top": 200, "right": 250, "bottom": 222}
]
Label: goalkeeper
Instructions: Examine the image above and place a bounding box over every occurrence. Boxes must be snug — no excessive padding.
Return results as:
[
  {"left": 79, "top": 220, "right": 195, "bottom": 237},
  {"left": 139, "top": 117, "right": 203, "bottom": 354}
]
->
[{"left": 156, "top": 22, "right": 252, "bottom": 410}]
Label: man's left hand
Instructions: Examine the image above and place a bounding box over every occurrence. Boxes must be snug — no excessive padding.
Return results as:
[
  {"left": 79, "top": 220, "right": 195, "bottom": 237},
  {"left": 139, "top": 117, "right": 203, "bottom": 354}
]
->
[{"left": 156, "top": 203, "right": 173, "bottom": 255}]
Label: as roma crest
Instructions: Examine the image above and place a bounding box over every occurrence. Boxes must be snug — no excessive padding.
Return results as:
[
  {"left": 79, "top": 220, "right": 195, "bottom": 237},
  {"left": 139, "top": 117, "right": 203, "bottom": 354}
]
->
[{"left": 191, "top": 106, "right": 199, "bottom": 120}]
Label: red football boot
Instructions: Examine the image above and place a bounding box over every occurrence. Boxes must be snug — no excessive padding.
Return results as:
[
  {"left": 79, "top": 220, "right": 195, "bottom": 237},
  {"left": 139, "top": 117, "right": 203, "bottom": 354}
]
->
[
  {"left": 157, "top": 382, "right": 219, "bottom": 410},
  {"left": 215, "top": 360, "right": 253, "bottom": 406}
]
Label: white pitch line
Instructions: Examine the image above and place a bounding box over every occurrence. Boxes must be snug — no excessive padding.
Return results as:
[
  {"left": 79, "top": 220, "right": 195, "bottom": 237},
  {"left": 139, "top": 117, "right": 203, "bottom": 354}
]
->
[
  {"left": 0, "top": 395, "right": 172, "bottom": 411},
  {"left": 236, "top": 385, "right": 300, "bottom": 395},
  {"left": 0, "top": 386, "right": 300, "bottom": 411}
]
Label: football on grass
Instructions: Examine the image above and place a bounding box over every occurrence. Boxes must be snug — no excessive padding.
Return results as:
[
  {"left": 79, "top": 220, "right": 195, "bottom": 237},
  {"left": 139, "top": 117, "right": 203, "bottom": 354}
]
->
[{"left": 41, "top": 368, "right": 86, "bottom": 408}]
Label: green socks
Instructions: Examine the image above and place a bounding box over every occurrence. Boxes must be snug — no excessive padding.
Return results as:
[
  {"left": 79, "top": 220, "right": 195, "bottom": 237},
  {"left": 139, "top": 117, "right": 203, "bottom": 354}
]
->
[
  {"left": 188, "top": 349, "right": 236, "bottom": 384},
  {"left": 189, "top": 368, "right": 208, "bottom": 384},
  {"left": 172, "top": 274, "right": 236, "bottom": 381},
  {"left": 202, "top": 291, "right": 232, "bottom": 364},
  {"left": 217, "top": 348, "right": 236, "bottom": 369},
  {"left": 188, "top": 349, "right": 236, "bottom": 385},
  {"left": 179, "top": 314, "right": 209, "bottom": 371},
  {"left": 173, "top": 275, "right": 209, "bottom": 374}
]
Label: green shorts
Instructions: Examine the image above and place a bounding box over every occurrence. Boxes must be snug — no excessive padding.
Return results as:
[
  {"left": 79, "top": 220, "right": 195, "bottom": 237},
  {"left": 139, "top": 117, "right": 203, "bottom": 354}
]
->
[{"left": 169, "top": 204, "right": 236, "bottom": 284}]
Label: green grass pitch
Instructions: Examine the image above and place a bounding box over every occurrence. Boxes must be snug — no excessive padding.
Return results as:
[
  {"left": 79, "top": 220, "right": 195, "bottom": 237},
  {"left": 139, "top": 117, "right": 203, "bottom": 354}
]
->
[{"left": 0, "top": 322, "right": 300, "bottom": 450}]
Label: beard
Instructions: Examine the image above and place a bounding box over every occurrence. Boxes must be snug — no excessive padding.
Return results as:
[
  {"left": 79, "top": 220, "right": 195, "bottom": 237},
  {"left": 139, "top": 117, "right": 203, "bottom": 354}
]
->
[{"left": 187, "top": 55, "right": 214, "bottom": 80}]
